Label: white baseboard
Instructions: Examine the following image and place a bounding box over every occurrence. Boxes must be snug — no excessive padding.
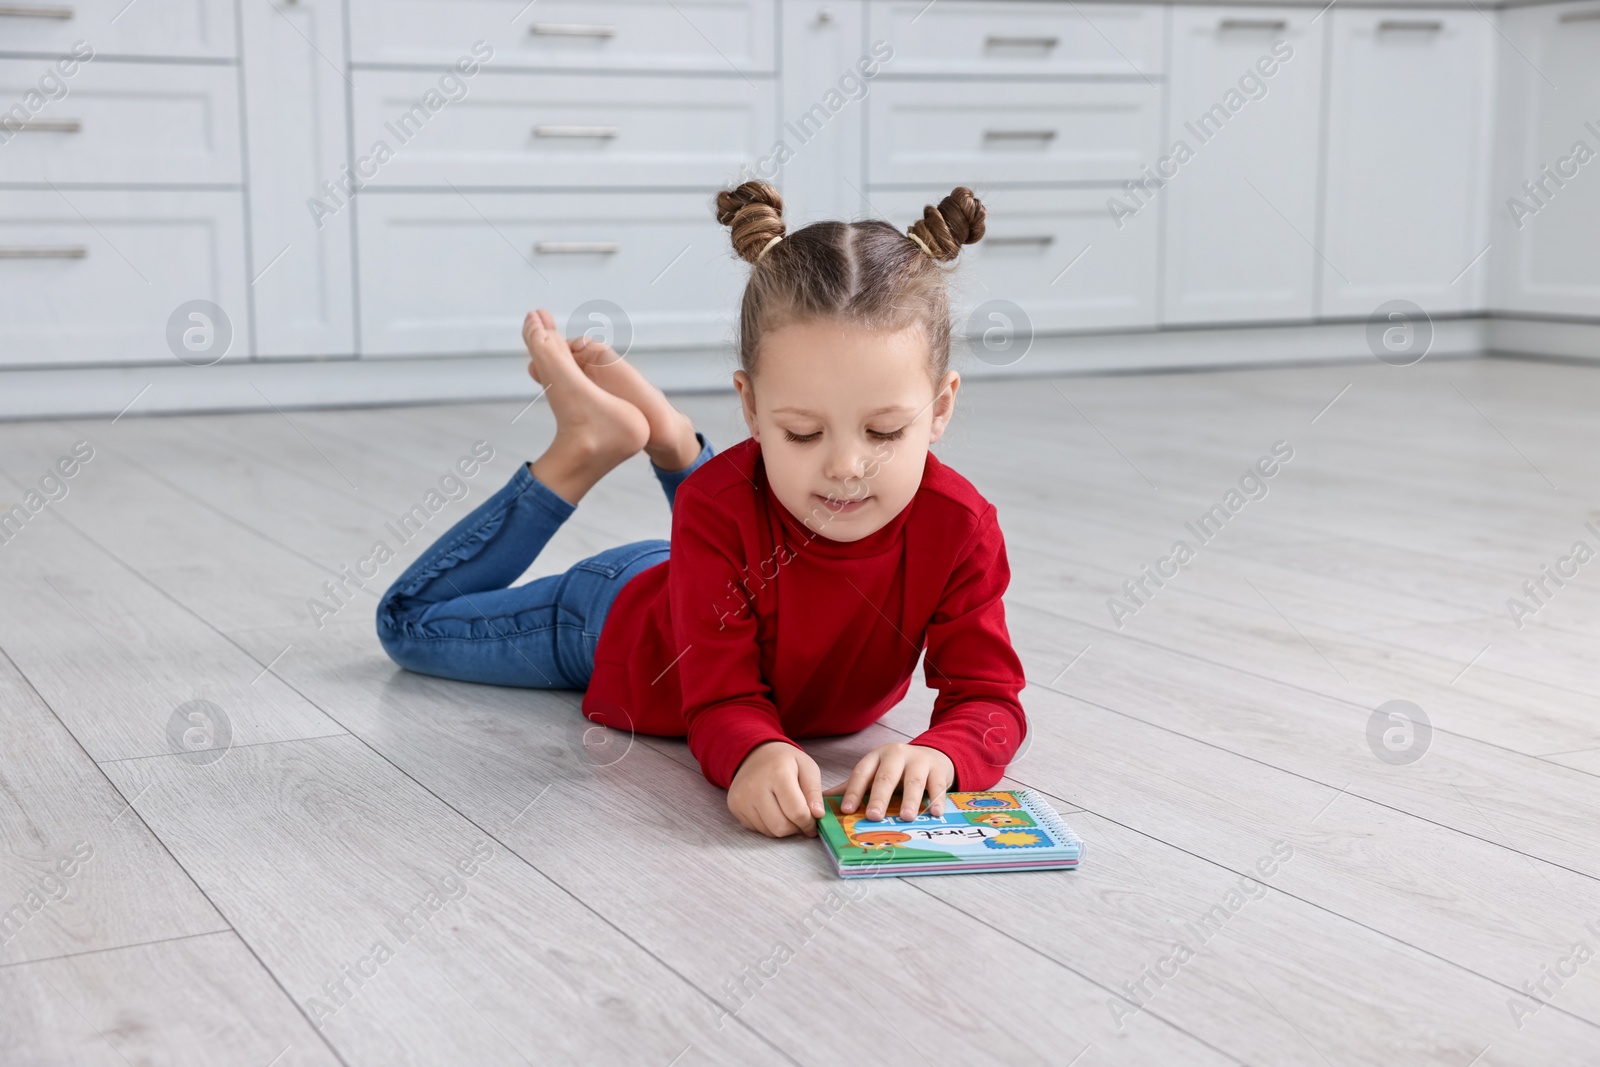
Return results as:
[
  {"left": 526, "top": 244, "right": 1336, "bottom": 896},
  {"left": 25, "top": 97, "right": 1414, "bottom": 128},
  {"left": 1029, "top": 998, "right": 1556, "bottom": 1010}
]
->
[
  {"left": 0, "top": 316, "right": 1495, "bottom": 421},
  {"left": 1486, "top": 316, "right": 1600, "bottom": 363}
]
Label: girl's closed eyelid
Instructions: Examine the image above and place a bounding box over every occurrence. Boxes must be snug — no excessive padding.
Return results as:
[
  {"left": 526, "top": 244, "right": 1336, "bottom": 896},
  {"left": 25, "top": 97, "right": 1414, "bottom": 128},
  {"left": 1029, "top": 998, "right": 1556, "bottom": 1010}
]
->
[{"left": 781, "top": 427, "right": 906, "bottom": 444}]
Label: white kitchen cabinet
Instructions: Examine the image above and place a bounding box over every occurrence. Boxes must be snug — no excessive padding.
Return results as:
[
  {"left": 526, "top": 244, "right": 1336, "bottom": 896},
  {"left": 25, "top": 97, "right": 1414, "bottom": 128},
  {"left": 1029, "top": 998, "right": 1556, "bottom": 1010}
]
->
[
  {"left": 1161, "top": 8, "right": 1325, "bottom": 325},
  {"left": 874, "top": 186, "right": 1157, "bottom": 334},
  {"left": 1320, "top": 9, "right": 1495, "bottom": 318},
  {"left": 869, "top": 1, "right": 1166, "bottom": 78},
  {"left": 867, "top": 80, "right": 1161, "bottom": 186},
  {"left": 0, "top": 190, "right": 248, "bottom": 367},
  {"left": 240, "top": 0, "right": 355, "bottom": 358},
  {"left": 0, "top": 60, "right": 240, "bottom": 186},
  {"left": 348, "top": 0, "right": 776, "bottom": 73},
  {"left": 1490, "top": 1, "right": 1600, "bottom": 318},
  {"left": 772, "top": 0, "right": 870, "bottom": 226},
  {"left": 355, "top": 191, "right": 745, "bottom": 357},
  {"left": 349, "top": 69, "right": 775, "bottom": 190}
]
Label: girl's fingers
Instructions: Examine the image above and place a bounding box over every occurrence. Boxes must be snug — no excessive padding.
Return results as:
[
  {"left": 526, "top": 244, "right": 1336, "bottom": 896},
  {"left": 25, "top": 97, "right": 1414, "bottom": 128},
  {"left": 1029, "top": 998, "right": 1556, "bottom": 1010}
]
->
[
  {"left": 756, "top": 793, "right": 796, "bottom": 838},
  {"left": 864, "top": 753, "right": 906, "bottom": 822},
  {"left": 899, "top": 765, "right": 929, "bottom": 822},
  {"left": 777, "top": 774, "right": 817, "bottom": 838},
  {"left": 839, "top": 753, "right": 880, "bottom": 815},
  {"left": 796, "top": 758, "right": 825, "bottom": 823},
  {"left": 928, "top": 775, "right": 951, "bottom": 817}
]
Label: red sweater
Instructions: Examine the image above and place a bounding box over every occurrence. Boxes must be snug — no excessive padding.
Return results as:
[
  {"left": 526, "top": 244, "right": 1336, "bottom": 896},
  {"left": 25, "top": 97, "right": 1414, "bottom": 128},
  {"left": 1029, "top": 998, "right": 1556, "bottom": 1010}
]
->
[{"left": 582, "top": 436, "right": 1028, "bottom": 791}]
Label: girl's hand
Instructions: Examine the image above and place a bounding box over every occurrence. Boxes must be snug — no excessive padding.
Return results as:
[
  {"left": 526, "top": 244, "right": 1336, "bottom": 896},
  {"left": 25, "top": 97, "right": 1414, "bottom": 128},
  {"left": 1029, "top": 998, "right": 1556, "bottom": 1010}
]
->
[
  {"left": 826, "top": 744, "right": 955, "bottom": 823},
  {"left": 728, "top": 740, "right": 825, "bottom": 838}
]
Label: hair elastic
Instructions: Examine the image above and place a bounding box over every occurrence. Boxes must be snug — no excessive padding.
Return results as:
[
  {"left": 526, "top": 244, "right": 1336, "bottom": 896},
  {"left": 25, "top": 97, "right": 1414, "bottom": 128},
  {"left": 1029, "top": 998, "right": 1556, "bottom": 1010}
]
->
[
  {"left": 756, "top": 234, "right": 784, "bottom": 260},
  {"left": 906, "top": 228, "right": 935, "bottom": 258}
]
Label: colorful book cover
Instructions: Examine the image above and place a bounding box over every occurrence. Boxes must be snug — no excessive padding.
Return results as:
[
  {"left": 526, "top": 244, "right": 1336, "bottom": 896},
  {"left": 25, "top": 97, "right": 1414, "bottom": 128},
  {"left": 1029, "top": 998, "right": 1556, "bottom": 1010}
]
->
[{"left": 816, "top": 789, "right": 1084, "bottom": 877}]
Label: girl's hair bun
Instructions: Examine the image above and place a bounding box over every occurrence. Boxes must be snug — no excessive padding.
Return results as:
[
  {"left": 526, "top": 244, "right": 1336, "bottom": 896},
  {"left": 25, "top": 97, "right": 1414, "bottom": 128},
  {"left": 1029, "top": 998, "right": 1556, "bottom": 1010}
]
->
[
  {"left": 716, "top": 180, "right": 786, "bottom": 264},
  {"left": 908, "top": 186, "right": 987, "bottom": 262}
]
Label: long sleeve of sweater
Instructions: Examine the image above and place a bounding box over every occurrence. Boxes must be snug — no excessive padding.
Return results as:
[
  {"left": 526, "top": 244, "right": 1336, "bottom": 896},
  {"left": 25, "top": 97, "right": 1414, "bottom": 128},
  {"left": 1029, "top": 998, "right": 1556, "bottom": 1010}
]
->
[
  {"left": 905, "top": 505, "right": 1029, "bottom": 791},
  {"left": 667, "top": 481, "right": 801, "bottom": 789}
]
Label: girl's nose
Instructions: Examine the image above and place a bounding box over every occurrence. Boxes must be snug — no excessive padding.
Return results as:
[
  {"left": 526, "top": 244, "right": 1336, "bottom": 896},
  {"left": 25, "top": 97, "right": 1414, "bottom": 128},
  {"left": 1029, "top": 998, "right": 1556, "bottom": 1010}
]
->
[{"left": 823, "top": 449, "right": 868, "bottom": 489}]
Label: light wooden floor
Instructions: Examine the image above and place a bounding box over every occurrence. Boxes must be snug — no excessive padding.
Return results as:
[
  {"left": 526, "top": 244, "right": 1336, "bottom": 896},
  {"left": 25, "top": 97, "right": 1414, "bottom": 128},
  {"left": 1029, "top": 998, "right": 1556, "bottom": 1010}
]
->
[{"left": 2, "top": 355, "right": 1598, "bottom": 1066}]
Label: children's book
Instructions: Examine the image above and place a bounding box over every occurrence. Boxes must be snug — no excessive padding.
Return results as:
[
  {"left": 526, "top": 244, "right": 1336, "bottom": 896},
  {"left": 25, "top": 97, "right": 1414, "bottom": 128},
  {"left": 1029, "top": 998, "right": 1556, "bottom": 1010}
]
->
[{"left": 817, "top": 789, "right": 1084, "bottom": 877}]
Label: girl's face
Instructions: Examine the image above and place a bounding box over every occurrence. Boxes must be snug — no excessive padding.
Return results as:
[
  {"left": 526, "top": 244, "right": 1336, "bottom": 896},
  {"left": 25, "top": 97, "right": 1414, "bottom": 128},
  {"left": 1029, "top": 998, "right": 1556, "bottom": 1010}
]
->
[{"left": 733, "top": 318, "right": 959, "bottom": 543}]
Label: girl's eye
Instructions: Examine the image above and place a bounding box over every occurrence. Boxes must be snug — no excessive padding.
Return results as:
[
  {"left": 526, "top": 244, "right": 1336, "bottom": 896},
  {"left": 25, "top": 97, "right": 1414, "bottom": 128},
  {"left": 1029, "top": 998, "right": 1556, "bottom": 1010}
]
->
[{"left": 782, "top": 427, "right": 904, "bottom": 443}]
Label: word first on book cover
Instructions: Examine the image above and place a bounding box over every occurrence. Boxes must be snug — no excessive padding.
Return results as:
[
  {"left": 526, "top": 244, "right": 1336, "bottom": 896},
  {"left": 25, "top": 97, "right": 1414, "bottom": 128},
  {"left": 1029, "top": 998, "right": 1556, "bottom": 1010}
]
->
[{"left": 817, "top": 789, "right": 1084, "bottom": 878}]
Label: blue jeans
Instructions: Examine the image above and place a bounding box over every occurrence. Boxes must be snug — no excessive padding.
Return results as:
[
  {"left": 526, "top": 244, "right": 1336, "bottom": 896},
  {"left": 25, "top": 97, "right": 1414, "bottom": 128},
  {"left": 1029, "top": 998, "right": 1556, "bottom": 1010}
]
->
[{"left": 375, "top": 432, "right": 715, "bottom": 689}]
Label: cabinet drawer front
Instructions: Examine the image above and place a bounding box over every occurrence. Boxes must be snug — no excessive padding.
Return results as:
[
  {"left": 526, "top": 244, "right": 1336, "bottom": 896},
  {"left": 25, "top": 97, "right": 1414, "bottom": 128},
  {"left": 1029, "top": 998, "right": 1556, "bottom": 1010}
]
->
[
  {"left": 870, "top": 1, "right": 1165, "bottom": 77},
  {"left": 873, "top": 187, "right": 1156, "bottom": 335},
  {"left": 0, "top": 61, "right": 241, "bottom": 185},
  {"left": 349, "top": 71, "right": 773, "bottom": 189},
  {"left": 868, "top": 81, "right": 1159, "bottom": 186},
  {"left": 0, "top": 190, "right": 248, "bottom": 367},
  {"left": 349, "top": 0, "right": 775, "bottom": 73},
  {"left": 0, "top": 0, "right": 235, "bottom": 59},
  {"left": 356, "top": 192, "right": 743, "bottom": 356}
]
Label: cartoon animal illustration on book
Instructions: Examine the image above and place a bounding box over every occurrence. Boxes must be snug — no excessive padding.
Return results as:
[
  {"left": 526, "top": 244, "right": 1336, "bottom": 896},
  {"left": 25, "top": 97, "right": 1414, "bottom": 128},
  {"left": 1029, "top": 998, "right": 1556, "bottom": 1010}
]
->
[
  {"left": 970, "top": 811, "right": 1029, "bottom": 828},
  {"left": 849, "top": 830, "right": 914, "bottom": 850},
  {"left": 950, "top": 791, "right": 1020, "bottom": 811}
]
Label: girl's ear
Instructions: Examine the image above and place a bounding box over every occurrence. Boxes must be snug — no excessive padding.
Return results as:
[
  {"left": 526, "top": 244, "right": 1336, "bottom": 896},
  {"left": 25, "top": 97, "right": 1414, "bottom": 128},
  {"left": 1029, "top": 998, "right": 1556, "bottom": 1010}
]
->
[
  {"left": 927, "top": 372, "right": 960, "bottom": 444},
  {"left": 733, "top": 370, "right": 761, "bottom": 440}
]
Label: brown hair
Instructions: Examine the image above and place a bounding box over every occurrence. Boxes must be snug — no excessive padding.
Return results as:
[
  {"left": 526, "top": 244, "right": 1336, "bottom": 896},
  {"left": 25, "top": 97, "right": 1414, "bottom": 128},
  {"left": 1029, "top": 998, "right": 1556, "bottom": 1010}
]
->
[{"left": 713, "top": 180, "right": 986, "bottom": 387}]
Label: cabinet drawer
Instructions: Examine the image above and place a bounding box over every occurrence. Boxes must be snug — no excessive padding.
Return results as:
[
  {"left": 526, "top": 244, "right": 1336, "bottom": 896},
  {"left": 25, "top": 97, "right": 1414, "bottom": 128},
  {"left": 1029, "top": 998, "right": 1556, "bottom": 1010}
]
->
[
  {"left": 0, "top": 190, "right": 248, "bottom": 367},
  {"left": 869, "top": 1, "right": 1165, "bottom": 78},
  {"left": 349, "top": 0, "right": 775, "bottom": 73},
  {"left": 867, "top": 81, "right": 1159, "bottom": 186},
  {"left": 0, "top": 61, "right": 240, "bottom": 185},
  {"left": 349, "top": 70, "right": 774, "bottom": 189},
  {"left": 873, "top": 187, "right": 1156, "bottom": 335},
  {"left": 356, "top": 192, "right": 744, "bottom": 356},
  {"left": 0, "top": 0, "right": 235, "bottom": 60}
]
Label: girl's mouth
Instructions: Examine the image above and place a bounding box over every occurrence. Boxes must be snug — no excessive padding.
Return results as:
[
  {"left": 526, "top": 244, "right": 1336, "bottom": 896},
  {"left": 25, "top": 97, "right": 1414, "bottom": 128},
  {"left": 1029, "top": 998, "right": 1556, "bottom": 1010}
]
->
[{"left": 816, "top": 493, "right": 868, "bottom": 513}]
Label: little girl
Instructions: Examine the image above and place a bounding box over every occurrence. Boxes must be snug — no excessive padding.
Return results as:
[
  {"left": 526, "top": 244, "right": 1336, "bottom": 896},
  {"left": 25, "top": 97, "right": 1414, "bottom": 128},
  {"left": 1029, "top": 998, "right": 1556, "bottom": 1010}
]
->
[{"left": 376, "top": 180, "right": 1028, "bottom": 839}]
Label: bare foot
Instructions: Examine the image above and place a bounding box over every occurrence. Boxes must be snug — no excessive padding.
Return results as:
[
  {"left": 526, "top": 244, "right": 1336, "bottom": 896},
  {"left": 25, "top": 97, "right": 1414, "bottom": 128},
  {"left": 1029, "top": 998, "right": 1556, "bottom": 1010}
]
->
[
  {"left": 521, "top": 309, "right": 650, "bottom": 504},
  {"left": 567, "top": 334, "right": 702, "bottom": 472}
]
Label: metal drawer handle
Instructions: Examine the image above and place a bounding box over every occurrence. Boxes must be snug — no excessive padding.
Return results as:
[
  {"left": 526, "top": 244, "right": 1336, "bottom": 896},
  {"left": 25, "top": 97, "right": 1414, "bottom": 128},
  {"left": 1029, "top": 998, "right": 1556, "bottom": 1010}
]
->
[
  {"left": 1559, "top": 9, "right": 1600, "bottom": 21},
  {"left": 534, "top": 241, "right": 619, "bottom": 254},
  {"left": 530, "top": 22, "right": 616, "bottom": 37},
  {"left": 983, "top": 129, "right": 1057, "bottom": 141},
  {"left": 985, "top": 34, "right": 1059, "bottom": 48},
  {"left": 1219, "top": 18, "right": 1288, "bottom": 30},
  {"left": 0, "top": 245, "right": 87, "bottom": 258},
  {"left": 0, "top": 3, "right": 73, "bottom": 16},
  {"left": 1, "top": 119, "right": 81, "bottom": 132},
  {"left": 986, "top": 235, "right": 1056, "bottom": 247},
  {"left": 534, "top": 125, "right": 619, "bottom": 139},
  {"left": 1378, "top": 19, "right": 1444, "bottom": 31}
]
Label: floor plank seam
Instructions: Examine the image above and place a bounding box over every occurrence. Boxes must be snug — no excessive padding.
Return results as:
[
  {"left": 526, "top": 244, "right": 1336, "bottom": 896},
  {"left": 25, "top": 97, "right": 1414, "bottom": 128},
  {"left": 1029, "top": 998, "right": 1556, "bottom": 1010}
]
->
[
  {"left": 903, "top": 877, "right": 1254, "bottom": 1066},
  {"left": 1016, "top": 597, "right": 1600, "bottom": 780},
  {"left": 1026, "top": 678, "right": 1600, "bottom": 882},
  {"left": 0, "top": 647, "right": 355, "bottom": 1067},
  {"left": 866, "top": 707, "right": 1600, "bottom": 1034},
  {"left": 0, "top": 929, "right": 236, "bottom": 972}
]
